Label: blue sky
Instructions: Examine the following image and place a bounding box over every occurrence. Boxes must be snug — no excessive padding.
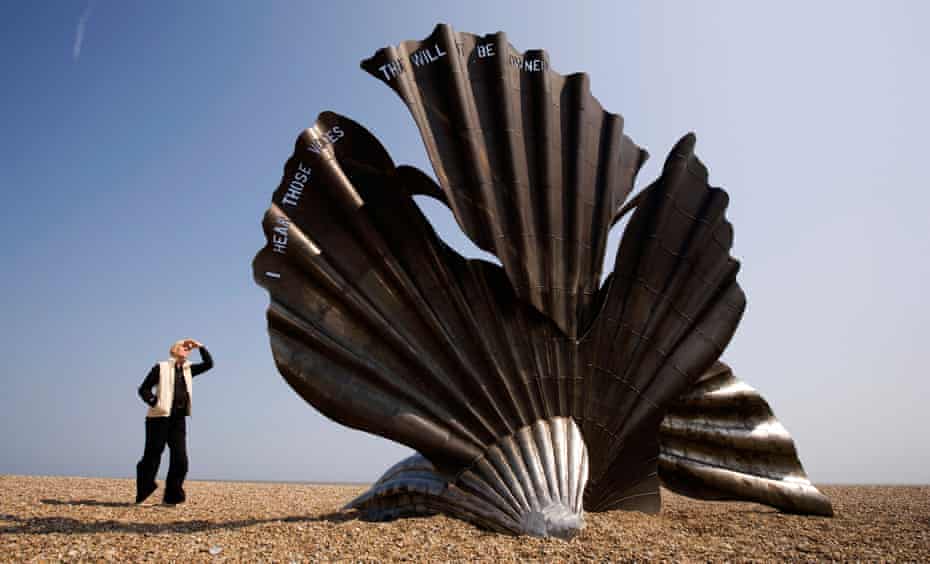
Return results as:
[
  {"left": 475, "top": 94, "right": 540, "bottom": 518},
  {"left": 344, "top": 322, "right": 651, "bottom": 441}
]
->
[{"left": 1, "top": 1, "right": 927, "bottom": 484}]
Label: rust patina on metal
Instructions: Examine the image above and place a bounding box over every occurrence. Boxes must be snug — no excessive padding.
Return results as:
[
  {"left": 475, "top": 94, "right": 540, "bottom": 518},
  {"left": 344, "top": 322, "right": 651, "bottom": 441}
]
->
[{"left": 252, "top": 24, "right": 832, "bottom": 538}]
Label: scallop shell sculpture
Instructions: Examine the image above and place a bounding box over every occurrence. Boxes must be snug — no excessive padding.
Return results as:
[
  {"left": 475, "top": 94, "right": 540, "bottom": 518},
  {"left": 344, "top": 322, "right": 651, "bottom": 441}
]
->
[{"left": 252, "top": 25, "right": 833, "bottom": 537}]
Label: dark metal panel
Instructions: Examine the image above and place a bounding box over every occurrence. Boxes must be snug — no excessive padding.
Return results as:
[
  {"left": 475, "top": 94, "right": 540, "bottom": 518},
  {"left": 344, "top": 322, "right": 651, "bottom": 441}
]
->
[
  {"left": 253, "top": 111, "right": 596, "bottom": 477},
  {"left": 580, "top": 134, "right": 746, "bottom": 510},
  {"left": 361, "top": 24, "right": 647, "bottom": 338}
]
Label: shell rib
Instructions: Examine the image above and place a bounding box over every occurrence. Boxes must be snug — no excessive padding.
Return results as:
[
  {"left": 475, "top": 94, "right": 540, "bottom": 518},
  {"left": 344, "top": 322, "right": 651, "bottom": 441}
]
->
[
  {"left": 347, "top": 417, "right": 588, "bottom": 538},
  {"left": 658, "top": 362, "right": 834, "bottom": 516},
  {"left": 362, "top": 23, "right": 647, "bottom": 338}
]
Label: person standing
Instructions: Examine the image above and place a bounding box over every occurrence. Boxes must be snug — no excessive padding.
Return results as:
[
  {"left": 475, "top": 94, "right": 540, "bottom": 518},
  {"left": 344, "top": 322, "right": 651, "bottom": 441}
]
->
[{"left": 135, "top": 338, "right": 213, "bottom": 505}]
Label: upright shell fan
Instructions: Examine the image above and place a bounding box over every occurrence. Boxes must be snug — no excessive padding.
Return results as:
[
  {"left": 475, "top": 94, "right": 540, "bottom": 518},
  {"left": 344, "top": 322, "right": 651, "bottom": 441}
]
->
[
  {"left": 362, "top": 24, "right": 647, "bottom": 338},
  {"left": 253, "top": 25, "right": 833, "bottom": 538}
]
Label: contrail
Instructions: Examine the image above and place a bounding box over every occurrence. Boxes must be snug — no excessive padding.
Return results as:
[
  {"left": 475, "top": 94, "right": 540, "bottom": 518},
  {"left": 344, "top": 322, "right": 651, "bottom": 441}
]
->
[{"left": 73, "top": 0, "right": 94, "bottom": 61}]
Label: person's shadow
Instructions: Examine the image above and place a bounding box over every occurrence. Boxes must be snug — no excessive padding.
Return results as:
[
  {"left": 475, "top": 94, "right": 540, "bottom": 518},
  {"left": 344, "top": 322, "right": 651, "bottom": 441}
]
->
[
  {"left": 0, "top": 501, "right": 356, "bottom": 535},
  {"left": 40, "top": 499, "right": 133, "bottom": 508}
]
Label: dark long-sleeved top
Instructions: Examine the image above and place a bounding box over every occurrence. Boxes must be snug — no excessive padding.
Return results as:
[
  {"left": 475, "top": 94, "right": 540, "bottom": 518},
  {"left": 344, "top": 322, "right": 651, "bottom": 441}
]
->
[{"left": 138, "top": 347, "right": 213, "bottom": 413}]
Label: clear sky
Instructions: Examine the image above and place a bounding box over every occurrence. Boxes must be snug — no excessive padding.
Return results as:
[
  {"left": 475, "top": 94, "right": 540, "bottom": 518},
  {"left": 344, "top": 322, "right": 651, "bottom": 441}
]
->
[{"left": 1, "top": 1, "right": 927, "bottom": 485}]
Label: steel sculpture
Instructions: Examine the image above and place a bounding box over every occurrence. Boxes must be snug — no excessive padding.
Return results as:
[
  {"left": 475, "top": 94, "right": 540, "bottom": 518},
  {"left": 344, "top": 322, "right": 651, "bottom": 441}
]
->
[{"left": 252, "top": 24, "right": 832, "bottom": 539}]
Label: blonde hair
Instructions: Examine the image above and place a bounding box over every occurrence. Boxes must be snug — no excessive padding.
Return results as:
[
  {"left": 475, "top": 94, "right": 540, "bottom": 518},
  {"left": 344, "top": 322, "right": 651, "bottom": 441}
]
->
[{"left": 169, "top": 339, "right": 190, "bottom": 358}]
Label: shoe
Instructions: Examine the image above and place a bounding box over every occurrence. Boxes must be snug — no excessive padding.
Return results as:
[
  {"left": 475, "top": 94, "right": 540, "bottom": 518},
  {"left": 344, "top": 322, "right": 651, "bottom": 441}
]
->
[
  {"left": 163, "top": 488, "right": 186, "bottom": 506},
  {"left": 135, "top": 482, "right": 158, "bottom": 504}
]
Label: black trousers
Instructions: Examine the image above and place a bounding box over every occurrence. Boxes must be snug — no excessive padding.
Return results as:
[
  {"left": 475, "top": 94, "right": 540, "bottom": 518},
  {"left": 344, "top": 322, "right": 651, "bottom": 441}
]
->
[{"left": 136, "top": 413, "right": 188, "bottom": 503}]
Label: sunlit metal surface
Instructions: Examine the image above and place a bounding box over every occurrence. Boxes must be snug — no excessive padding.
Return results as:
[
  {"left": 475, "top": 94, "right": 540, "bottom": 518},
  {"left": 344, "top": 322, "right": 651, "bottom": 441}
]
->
[
  {"left": 659, "top": 362, "right": 833, "bottom": 516},
  {"left": 348, "top": 417, "right": 588, "bottom": 538}
]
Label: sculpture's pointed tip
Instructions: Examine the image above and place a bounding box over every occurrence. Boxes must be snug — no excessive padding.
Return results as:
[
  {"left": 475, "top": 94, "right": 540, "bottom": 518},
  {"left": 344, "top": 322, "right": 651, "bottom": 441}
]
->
[{"left": 673, "top": 132, "right": 698, "bottom": 155}]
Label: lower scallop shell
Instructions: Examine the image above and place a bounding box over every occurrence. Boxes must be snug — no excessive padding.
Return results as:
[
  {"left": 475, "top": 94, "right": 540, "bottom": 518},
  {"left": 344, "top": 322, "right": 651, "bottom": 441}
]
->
[{"left": 347, "top": 416, "right": 588, "bottom": 538}]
